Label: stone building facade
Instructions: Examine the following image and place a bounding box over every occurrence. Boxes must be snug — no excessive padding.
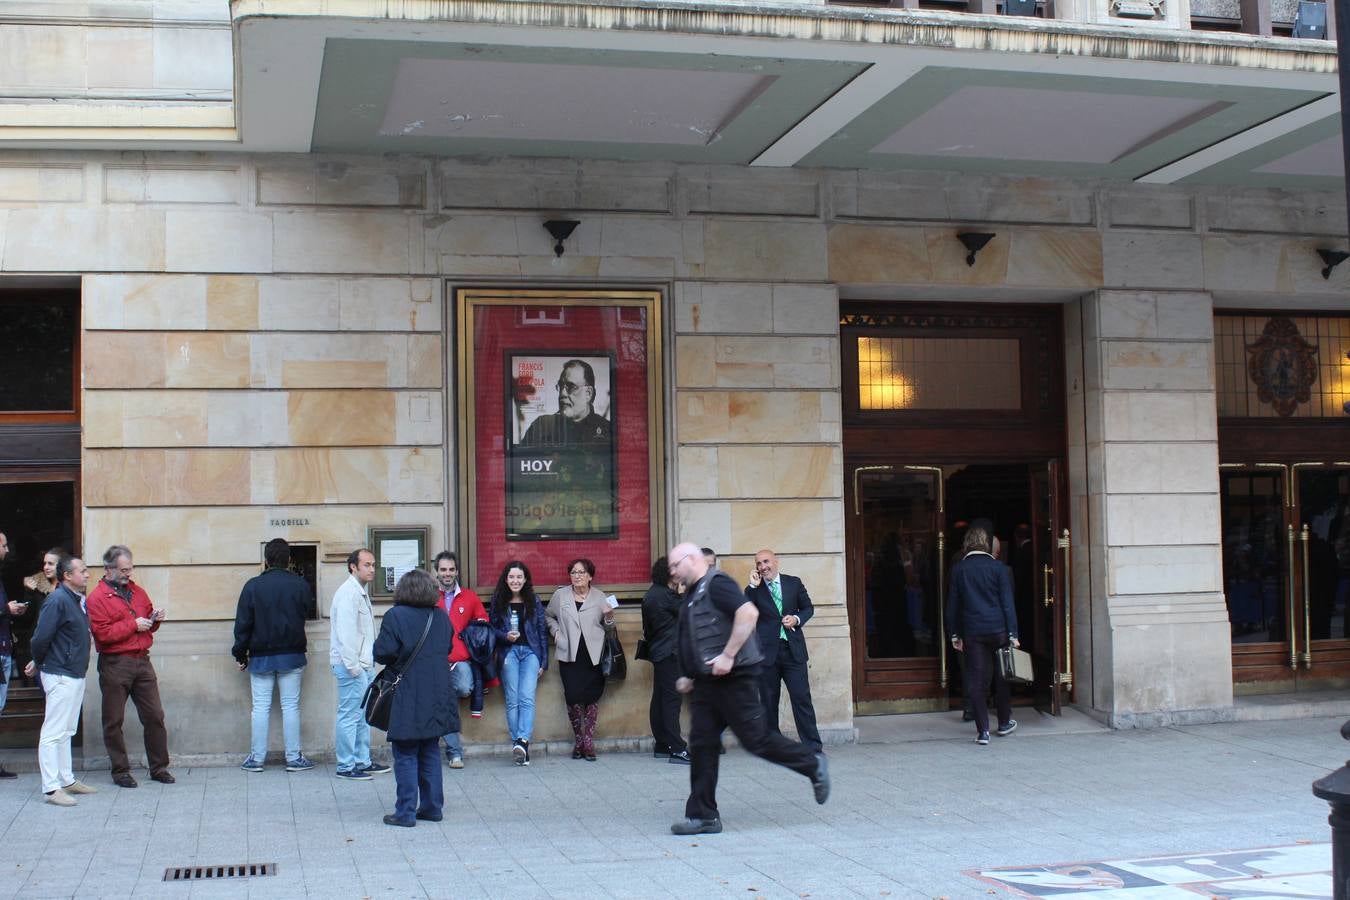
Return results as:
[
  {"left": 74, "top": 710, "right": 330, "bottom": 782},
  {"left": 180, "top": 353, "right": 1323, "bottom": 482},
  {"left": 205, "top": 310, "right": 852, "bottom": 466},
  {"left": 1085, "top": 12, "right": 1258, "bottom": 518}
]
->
[{"left": 0, "top": 0, "right": 1345, "bottom": 763}]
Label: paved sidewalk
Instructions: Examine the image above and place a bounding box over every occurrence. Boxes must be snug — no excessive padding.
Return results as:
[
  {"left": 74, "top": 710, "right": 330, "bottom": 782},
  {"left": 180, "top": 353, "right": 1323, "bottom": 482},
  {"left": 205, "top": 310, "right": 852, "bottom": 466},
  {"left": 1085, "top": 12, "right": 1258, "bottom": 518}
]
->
[{"left": 0, "top": 713, "right": 1343, "bottom": 899}]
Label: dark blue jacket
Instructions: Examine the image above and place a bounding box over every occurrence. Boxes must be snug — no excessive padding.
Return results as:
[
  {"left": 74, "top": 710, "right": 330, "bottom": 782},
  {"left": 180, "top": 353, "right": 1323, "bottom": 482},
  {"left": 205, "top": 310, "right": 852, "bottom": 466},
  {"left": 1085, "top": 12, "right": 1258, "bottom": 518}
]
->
[
  {"left": 30, "top": 584, "right": 90, "bottom": 678},
  {"left": 946, "top": 552, "right": 1019, "bottom": 641},
  {"left": 373, "top": 604, "right": 455, "bottom": 741},
  {"left": 232, "top": 568, "right": 309, "bottom": 666},
  {"left": 491, "top": 598, "right": 548, "bottom": 670}
]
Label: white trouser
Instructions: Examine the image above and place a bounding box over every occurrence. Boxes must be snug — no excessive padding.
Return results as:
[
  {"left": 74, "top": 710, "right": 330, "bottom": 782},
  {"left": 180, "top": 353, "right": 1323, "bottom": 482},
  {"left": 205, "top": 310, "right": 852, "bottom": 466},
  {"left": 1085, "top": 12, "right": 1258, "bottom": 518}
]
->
[{"left": 38, "top": 673, "right": 85, "bottom": 793}]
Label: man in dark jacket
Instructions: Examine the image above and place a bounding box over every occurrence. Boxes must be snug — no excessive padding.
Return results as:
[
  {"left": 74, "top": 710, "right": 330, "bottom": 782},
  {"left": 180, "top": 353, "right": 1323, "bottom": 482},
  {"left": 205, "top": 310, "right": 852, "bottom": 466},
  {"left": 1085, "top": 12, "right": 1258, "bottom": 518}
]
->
[
  {"left": 745, "top": 549, "right": 821, "bottom": 752},
  {"left": 946, "top": 524, "right": 1021, "bottom": 746},
  {"left": 232, "top": 539, "right": 313, "bottom": 773},
  {"left": 0, "top": 530, "right": 23, "bottom": 779},
  {"left": 667, "top": 542, "right": 829, "bottom": 836},
  {"left": 26, "top": 555, "right": 99, "bottom": 806}
]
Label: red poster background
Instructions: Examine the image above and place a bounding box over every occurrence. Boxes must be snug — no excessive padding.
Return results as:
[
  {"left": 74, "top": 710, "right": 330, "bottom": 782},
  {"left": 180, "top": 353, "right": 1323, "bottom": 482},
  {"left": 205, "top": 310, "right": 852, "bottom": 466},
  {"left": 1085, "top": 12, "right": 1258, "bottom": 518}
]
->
[{"left": 473, "top": 304, "right": 652, "bottom": 593}]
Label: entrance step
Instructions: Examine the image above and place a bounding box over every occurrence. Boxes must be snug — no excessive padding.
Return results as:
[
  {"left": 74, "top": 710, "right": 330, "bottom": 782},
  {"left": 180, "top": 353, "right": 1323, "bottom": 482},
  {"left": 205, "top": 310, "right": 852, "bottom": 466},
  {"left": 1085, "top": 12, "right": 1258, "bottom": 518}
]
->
[
  {"left": 1231, "top": 691, "right": 1350, "bottom": 723},
  {"left": 855, "top": 706, "right": 1108, "bottom": 743}
]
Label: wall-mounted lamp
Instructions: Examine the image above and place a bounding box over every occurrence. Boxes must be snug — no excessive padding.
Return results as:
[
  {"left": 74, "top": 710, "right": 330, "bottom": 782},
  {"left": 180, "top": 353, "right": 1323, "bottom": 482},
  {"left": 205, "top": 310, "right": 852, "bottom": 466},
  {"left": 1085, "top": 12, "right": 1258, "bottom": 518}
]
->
[
  {"left": 957, "top": 232, "right": 996, "bottom": 267},
  {"left": 1317, "top": 248, "right": 1349, "bottom": 280},
  {"left": 543, "top": 219, "right": 580, "bottom": 258}
]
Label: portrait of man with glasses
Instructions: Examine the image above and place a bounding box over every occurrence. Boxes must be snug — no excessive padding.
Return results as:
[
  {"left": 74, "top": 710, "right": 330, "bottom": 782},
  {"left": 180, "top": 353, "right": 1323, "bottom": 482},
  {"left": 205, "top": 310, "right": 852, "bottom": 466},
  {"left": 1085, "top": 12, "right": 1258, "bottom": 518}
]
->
[{"left": 507, "top": 355, "right": 616, "bottom": 538}]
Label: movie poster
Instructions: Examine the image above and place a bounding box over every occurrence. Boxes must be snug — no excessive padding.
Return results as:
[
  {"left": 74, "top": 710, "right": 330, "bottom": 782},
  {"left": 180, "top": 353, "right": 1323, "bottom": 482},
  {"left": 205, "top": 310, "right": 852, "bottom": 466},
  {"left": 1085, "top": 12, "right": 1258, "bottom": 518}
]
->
[{"left": 505, "top": 353, "right": 617, "bottom": 538}]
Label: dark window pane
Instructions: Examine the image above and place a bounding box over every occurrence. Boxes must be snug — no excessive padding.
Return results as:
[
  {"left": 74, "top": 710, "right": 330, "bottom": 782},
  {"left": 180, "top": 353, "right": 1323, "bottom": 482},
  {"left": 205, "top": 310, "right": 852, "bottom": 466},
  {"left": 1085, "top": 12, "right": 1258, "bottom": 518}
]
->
[{"left": 0, "top": 292, "right": 77, "bottom": 411}]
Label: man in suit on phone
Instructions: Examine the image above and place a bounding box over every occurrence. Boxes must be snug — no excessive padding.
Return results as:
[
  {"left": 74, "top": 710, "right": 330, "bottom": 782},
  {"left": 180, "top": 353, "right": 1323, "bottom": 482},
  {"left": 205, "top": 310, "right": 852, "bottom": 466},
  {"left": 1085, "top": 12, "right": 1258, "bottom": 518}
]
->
[{"left": 745, "top": 549, "right": 822, "bottom": 753}]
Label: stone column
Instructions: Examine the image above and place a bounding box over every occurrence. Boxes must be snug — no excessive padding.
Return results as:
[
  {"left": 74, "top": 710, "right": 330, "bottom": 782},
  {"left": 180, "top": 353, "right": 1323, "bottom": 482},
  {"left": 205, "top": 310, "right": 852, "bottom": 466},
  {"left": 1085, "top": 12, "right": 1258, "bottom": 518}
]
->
[
  {"left": 672, "top": 280, "right": 853, "bottom": 743},
  {"left": 1078, "top": 290, "right": 1231, "bottom": 724}
]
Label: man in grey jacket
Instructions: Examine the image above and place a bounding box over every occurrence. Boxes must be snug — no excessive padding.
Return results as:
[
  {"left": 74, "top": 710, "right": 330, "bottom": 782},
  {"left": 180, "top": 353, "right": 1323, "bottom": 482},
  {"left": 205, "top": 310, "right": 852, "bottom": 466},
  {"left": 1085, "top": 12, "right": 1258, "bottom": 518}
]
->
[
  {"left": 25, "top": 555, "right": 99, "bottom": 807},
  {"left": 330, "top": 548, "right": 387, "bottom": 780}
]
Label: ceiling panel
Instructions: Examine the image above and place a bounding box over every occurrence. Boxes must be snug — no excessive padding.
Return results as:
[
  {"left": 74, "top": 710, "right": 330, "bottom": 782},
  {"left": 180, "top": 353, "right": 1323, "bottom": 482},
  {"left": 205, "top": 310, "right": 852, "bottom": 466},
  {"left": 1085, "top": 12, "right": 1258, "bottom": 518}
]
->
[{"left": 313, "top": 39, "right": 864, "bottom": 164}]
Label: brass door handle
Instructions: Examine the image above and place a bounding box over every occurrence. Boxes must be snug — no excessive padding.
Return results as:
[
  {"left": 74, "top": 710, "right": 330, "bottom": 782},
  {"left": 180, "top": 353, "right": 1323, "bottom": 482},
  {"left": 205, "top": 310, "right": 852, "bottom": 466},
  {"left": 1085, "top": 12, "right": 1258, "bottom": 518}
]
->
[
  {"left": 1042, "top": 564, "right": 1053, "bottom": 607},
  {"left": 1301, "top": 524, "right": 1312, "bottom": 670}
]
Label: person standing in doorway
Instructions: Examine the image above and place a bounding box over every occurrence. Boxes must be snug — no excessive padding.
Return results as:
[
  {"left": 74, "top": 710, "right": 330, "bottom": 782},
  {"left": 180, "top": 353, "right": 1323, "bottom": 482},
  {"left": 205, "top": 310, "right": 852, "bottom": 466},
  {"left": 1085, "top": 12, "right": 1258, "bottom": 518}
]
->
[
  {"left": 232, "top": 538, "right": 315, "bottom": 773},
  {"left": 330, "top": 547, "right": 389, "bottom": 781},
  {"left": 26, "top": 555, "right": 98, "bottom": 806},
  {"left": 433, "top": 551, "right": 487, "bottom": 769},
  {"left": 666, "top": 542, "right": 829, "bottom": 835},
  {"left": 745, "top": 549, "right": 822, "bottom": 753},
  {"left": 947, "top": 523, "right": 1020, "bottom": 746},
  {"left": 86, "top": 545, "right": 173, "bottom": 787}
]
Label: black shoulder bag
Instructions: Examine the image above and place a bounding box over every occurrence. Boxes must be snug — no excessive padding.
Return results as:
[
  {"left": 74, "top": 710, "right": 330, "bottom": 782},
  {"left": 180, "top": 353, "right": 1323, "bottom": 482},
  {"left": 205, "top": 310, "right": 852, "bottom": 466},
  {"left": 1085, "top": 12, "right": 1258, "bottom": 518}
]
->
[{"left": 363, "top": 610, "right": 434, "bottom": 731}]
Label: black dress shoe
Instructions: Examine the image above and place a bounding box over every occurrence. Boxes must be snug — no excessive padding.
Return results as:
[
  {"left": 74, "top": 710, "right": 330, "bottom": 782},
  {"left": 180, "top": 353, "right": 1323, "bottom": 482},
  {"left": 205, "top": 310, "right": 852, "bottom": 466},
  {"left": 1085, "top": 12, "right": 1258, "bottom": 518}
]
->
[
  {"left": 113, "top": 773, "right": 138, "bottom": 788},
  {"left": 668, "top": 750, "right": 692, "bottom": 765},
  {"left": 150, "top": 771, "right": 175, "bottom": 784},
  {"left": 670, "top": 817, "right": 722, "bottom": 835},
  {"left": 415, "top": 811, "right": 442, "bottom": 822},
  {"left": 383, "top": 814, "right": 415, "bottom": 827},
  {"left": 0, "top": 767, "right": 16, "bottom": 779},
  {"left": 811, "top": 753, "right": 830, "bottom": 805},
  {"left": 653, "top": 747, "right": 670, "bottom": 758}
]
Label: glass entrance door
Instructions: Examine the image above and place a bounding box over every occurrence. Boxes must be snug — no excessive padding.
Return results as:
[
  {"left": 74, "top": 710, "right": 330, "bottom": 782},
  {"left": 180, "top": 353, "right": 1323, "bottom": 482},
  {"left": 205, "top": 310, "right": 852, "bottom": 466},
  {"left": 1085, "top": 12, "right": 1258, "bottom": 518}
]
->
[
  {"left": 1223, "top": 463, "right": 1350, "bottom": 690},
  {"left": 848, "top": 460, "right": 1070, "bottom": 713}
]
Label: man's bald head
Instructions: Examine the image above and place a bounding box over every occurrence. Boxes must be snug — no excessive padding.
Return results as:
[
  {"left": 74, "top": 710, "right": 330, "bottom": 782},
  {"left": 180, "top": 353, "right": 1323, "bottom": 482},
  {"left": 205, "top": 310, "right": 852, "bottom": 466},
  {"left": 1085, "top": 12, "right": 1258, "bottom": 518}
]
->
[
  {"left": 667, "top": 541, "right": 709, "bottom": 587},
  {"left": 754, "top": 548, "right": 779, "bottom": 581}
]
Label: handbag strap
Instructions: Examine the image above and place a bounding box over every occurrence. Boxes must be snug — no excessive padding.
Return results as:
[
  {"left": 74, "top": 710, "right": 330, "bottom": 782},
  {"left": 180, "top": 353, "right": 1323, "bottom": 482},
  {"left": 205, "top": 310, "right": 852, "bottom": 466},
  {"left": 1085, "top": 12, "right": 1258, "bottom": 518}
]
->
[{"left": 393, "top": 609, "right": 435, "bottom": 674}]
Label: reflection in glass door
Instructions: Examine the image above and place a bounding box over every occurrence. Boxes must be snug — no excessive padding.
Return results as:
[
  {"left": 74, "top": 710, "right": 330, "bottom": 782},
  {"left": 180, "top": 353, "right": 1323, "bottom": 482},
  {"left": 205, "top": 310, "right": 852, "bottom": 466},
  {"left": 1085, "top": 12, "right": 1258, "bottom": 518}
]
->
[
  {"left": 851, "top": 466, "right": 947, "bottom": 707},
  {"left": 1222, "top": 463, "right": 1350, "bottom": 690}
]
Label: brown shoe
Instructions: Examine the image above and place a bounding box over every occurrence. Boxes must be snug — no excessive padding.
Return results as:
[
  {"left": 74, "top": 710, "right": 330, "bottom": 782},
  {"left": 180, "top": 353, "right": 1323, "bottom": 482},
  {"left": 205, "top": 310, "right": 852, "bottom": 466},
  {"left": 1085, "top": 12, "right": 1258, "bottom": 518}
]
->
[
  {"left": 45, "top": 789, "right": 77, "bottom": 807},
  {"left": 62, "top": 780, "right": 98, "bottom": 795},
  {"left": 113, "top": 773, "right": 138, "bottom": 788},
  {"left": 150, "top": 771, "right": 175, "bottom": 784}
]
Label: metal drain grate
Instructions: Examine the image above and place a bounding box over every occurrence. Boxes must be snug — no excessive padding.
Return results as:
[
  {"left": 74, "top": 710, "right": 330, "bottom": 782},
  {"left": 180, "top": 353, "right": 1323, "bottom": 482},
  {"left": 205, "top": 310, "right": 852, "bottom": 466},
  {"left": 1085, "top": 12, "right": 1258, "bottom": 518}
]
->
[{"left": 162, "top": 863, "right": 276, "bottom": 882}]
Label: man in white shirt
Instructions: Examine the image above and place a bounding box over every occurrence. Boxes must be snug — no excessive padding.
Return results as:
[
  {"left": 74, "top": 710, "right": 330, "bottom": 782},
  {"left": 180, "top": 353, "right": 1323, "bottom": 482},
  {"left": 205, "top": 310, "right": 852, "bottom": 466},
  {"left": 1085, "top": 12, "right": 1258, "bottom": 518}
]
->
[{"left": 329, "top": 548, "right": 388, "bottom": 780}]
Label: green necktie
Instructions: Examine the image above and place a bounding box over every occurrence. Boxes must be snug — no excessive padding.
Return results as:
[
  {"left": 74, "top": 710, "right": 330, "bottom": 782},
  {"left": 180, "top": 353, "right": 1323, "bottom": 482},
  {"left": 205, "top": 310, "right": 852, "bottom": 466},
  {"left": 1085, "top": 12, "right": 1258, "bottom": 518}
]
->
[{"left": 769, "top": 580, "right": 786, "bottom": 640}]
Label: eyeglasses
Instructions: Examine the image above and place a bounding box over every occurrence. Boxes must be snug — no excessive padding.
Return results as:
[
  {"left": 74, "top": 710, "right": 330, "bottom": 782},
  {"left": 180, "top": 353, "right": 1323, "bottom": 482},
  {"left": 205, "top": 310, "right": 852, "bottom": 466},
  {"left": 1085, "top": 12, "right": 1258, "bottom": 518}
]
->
[
  {"left": 555, "top": 381, "right": 589, "bottom": 395},
  {"left": 669, "top": 553, "right": 692, "bottom": 569},
  {"left": 569, "top": 569, "right": 588, "bottom": 577}
]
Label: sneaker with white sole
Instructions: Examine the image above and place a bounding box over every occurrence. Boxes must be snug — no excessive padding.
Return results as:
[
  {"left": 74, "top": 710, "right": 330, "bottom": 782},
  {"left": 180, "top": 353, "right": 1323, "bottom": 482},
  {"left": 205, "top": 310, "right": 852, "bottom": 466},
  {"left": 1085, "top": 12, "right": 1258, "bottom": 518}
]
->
[
  {"left": 976, "top": 732, "right": 990, "bottom": 745},
  {"left": 45, "top": 788, "right": 77, "bottom": 807},
  {"left": 240, "top": 755, "right": 263, "bottom": 773},
  {"left": 996, "top": 720, "right": 1018, "bottom": 737},
  {"left": 334, "top": 768, "right": 372, "bottom": 782},
  {"left": 511, "top": 740, "right": 526, "bottom": 766},
  {"left": 361, "top": 762, "right": 391, "bottom": 776},
  {"left": 448, "top": 756, "right": 464, "bottom": 769},
  {"left": 285, "top": 755, "right": 316, "bottom": 772}
]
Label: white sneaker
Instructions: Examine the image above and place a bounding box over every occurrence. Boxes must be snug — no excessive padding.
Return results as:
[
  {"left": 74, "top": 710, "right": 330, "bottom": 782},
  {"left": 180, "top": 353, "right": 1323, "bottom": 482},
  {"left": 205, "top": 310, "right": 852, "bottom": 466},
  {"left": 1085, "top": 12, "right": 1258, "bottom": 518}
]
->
[{"left": 45, "top": 789, "right": 77, "bottom": 807}]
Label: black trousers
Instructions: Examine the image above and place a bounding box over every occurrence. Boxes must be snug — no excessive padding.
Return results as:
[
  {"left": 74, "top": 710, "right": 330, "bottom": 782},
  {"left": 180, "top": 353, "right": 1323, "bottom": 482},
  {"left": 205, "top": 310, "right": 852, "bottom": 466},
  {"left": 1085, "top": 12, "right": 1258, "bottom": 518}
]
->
[
  {"left": 649, "top": 655, "right": 686, "bottom": 754},
  {"left": 685, "top": 670, "right": 817, "bottom": 821},
  {"left": 964, "top": 632, "right": 1011, "bottom": 735},
  {"left": 761, "top": 641, "right": 822, "bottom": 752}
]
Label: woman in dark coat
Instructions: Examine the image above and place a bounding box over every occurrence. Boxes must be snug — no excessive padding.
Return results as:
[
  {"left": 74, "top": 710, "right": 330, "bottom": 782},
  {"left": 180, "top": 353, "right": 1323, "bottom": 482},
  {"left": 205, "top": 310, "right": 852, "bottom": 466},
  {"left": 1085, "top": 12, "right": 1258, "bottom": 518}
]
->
[
  {"left": 945, "top": 524, "right": 1020, "bottom": 747},
  {"left": 373, "top": 568, "right": 454, "bottom": 827},
  {"left": 641, "top": 556, "right": 688, "bottom": 763}
]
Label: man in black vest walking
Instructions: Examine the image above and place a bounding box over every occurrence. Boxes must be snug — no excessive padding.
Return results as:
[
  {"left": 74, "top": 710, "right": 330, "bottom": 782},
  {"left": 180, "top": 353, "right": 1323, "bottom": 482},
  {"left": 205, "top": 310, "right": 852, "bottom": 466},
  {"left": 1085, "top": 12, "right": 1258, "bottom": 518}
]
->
[{"left": 667, "top": 541, "right": 829, "bottom": 836}]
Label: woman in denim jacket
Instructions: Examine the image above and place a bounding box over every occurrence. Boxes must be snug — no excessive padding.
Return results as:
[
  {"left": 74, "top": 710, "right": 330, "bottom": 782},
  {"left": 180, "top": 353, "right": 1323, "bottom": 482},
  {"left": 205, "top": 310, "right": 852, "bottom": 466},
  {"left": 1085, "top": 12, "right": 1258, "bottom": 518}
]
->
[{"left": 489, "top": 560, "right": 549, "bottom": 765}]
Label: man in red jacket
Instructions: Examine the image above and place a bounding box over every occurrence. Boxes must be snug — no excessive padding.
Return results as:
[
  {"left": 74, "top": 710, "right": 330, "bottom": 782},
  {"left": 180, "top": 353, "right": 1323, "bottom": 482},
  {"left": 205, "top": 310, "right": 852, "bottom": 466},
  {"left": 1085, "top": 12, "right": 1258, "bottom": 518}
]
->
[
  {"left": 434, "top": 551, "right": 486, "bottom": 769},
  {"left": 86, "top": 544, "right": 172, "bottom": 788}
]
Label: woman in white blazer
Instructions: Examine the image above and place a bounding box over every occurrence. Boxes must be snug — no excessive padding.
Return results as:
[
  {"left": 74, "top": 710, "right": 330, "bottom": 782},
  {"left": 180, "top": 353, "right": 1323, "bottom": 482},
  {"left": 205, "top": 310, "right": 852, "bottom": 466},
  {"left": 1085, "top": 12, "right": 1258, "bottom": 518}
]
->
[{"left": 545, "top": 558, "right": 614, "bottom": 761}]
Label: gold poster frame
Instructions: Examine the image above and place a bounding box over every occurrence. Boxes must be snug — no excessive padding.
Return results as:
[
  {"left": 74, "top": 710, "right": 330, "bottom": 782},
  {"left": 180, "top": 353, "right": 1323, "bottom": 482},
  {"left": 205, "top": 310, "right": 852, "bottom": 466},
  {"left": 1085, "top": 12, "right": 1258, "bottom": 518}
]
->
[{"left": 455, "top": 287, "right": 666, "bottom": 599}]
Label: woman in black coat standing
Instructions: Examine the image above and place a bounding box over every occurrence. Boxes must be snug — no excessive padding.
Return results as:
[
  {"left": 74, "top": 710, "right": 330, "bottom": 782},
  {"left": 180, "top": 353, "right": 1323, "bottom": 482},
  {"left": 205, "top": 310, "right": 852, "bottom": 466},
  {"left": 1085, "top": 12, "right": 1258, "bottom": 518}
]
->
[
  {"left": 373, "top": 569, "right": 454, "bottom": 827},
  {"left": 641, "top": 556, "right": 688, "bottom": 763}
]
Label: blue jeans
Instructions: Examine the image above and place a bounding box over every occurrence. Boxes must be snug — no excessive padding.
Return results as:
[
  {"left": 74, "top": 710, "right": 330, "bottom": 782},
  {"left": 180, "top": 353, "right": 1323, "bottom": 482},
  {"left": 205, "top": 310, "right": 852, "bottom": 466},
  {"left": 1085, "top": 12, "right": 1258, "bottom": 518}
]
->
[
  {"left": 0, "top": 654, "right": 10, "bottom": 714},
  {"left": 501, "top": 644, "right": 540, "bottom": 742},
  {"left": 332, "top": 663, "right": 372, "bottom": 772},
  {"left": 250, "top": 668, "right": 303, "bottom": 762},
  {"left": 441, "top": 661, "right": 474, "bottom": 758},
  {"left": 391, "top": 738, "right": 442, "bottom": 823}
]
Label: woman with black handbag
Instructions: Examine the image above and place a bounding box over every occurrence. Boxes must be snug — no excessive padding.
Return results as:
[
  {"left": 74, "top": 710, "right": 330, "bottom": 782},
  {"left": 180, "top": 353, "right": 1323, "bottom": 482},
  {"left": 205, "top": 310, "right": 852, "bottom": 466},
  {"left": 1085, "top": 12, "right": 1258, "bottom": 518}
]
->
[
  {"left": 371, "top": 569, "right": 453, "bottom": 827},
  {"left": 546, "top": 557, "right": 614, "bottom": 761}
]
